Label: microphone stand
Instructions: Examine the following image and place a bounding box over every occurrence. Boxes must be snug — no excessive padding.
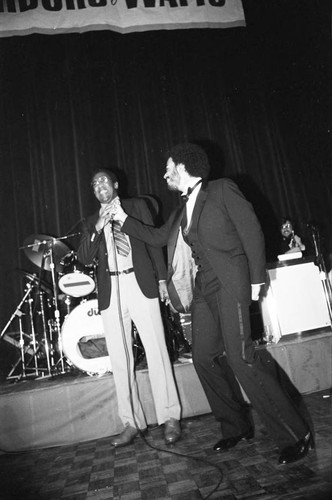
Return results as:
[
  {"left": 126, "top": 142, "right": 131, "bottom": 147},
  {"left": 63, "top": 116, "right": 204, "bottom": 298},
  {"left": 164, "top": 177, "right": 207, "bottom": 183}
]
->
[{"left": 310, "top": 226, "right": 332, "bottom": 324}]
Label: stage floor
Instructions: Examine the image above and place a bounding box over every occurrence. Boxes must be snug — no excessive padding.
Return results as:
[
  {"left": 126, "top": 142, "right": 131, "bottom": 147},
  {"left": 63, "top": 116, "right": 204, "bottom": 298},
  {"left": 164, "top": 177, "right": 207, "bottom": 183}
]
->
[
  {"left": 1, "top": 390, "right": 332, "bottom": 500},
  {"left": 0, "top": 329, "right": 331, "bottom": 452}
]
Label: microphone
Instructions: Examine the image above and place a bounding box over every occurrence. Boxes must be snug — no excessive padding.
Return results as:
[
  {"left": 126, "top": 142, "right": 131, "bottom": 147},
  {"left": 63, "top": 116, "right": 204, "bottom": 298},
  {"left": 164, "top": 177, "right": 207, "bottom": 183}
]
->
[{"left": 108, "top": 197, "right": 121, "bottom": 224}]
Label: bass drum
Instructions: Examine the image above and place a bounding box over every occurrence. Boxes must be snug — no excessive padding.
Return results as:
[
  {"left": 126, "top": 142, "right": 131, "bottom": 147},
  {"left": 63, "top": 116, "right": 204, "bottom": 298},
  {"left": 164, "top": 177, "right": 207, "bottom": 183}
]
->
[{"left": 61, "top": 299, "right": 112, "bottom": 375}]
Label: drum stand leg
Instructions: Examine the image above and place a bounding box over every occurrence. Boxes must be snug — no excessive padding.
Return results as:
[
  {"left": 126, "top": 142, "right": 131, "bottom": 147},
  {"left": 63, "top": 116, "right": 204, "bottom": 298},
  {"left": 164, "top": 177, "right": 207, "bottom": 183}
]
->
[
  {"left": 1, "top": 283, "right": 36, "bottom": 381},
  {"left": 1, "top": 282, "right": 33, "bottom": 342},
  {"left": 52, "top": 319, "right": 68, "bottom": 374},
  {"left": 6, "top": 316, "right": 28, "bottom": 380},
  {"left": 47, "top": 319, "right": 57, "bottom": 368},
  {"left": 5, "top": 322, "right": 45, "bottom": 381},
  {"left": 46, "top": 246, "right": 66, "bottom": 374},
  {"left": 1, "top": 283, "right": 53, "bottom": 381},
  {"left": 7, "top": 307, "right": 49, "bottom": 381},
  {"left": 46, "top": 316, "right": 72, "bottom": 376},
  {"left": 26, "top": 295, "right": 41, "bottom": 377},
  {"left": 38, "top": 290, "right": 52, "bottom": 376}
]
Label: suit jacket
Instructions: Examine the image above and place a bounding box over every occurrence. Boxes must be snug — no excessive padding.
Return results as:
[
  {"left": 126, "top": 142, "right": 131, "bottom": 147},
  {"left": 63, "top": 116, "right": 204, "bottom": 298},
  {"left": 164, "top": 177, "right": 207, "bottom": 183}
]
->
[
  {"left": 122, "top": 179, "right": 266, "bottom": 311},
  {"left": 77, "top": 197, "right": 167, "bottom": 312}
]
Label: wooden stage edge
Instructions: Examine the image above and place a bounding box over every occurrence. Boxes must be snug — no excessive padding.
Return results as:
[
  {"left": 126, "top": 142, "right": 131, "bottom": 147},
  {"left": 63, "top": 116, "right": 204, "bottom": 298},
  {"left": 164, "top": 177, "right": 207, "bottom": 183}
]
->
[{"left": 0, "top": 329, "right": 331, "bottom": 452}]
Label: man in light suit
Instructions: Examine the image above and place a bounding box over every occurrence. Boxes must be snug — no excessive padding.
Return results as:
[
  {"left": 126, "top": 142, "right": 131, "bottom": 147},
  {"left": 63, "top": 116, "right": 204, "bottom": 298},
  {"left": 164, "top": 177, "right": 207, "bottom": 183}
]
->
[
  {"left": 111, "top": 143, "right": 313, "bottom": 464},
  {"left": 77, "top": 169, "right": 181, "bottom": 447}
]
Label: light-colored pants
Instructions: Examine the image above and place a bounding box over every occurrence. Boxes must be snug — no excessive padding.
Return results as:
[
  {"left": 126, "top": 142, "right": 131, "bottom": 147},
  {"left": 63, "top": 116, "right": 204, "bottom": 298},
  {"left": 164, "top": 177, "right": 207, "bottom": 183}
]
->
[{"left": 101, "top": 273, "right": 181, "bottom": 429}]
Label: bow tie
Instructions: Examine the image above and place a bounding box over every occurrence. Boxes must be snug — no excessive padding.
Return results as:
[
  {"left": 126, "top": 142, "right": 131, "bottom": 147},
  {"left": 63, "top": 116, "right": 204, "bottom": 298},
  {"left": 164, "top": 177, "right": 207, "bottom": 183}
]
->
[{"left": 182, "top": 179, "right": 202, "bottom": 202}]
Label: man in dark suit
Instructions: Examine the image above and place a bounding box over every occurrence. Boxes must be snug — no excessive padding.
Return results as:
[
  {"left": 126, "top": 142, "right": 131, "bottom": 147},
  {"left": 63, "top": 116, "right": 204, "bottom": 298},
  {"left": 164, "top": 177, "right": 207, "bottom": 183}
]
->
[
  {"left": 111, "top": 143, "right": 313, "bottom": 464},
  {"left": 77, "top": 170, "right": 181, "bottom": 447}
]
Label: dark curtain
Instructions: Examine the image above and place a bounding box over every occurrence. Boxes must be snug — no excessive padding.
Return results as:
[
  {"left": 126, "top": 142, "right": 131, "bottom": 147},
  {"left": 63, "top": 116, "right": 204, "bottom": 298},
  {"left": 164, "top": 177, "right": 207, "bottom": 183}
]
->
[{"left": 0, "top": 0, "right": 330, "bottom": 334}]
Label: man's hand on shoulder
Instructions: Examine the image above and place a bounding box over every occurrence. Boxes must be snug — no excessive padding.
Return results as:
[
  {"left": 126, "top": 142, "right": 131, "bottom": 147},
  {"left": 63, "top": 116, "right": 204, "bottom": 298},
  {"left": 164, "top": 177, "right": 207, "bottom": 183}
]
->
[{"left": 110, "top": 198, "right": 128, "bottom": 224}]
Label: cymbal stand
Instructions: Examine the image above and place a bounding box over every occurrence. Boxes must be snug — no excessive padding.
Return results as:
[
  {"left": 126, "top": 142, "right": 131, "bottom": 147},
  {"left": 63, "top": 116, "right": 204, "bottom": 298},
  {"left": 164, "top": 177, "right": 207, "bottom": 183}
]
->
[
  {"left": 47, "top": 318, "right": 57, "bottom": 368},
  {"left": 1, "top": 281, "right": 37, "bottom": 381},
  {"left": 23, "top": 292, "right": 51, "bottom": 378},
  {"left": 6, "top": 314, "right": 27, "bottom": 380},
  {"left": 1, "top": 281, "right": 33, "bottom": 341},
  {"left": 45, "top": 240, "right": 66, "bottom": 374},
  {"left": 26, "top": 293, "right": 40, "bottom": 377},
  {"left": 38, "top": 290, "right": 52, "bottom": 375}
]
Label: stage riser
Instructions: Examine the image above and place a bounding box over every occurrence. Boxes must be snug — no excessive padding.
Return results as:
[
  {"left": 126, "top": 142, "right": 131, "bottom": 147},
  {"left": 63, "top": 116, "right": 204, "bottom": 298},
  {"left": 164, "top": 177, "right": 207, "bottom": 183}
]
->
[
  {"left": 266, "top": 332, "right": 332, "bottom": 394},
  {"left": 0, "top": 362, "right": 210, "bottom": 452},
  {"left": 0, "top": 332, "right": 330, "bottom": 452}
]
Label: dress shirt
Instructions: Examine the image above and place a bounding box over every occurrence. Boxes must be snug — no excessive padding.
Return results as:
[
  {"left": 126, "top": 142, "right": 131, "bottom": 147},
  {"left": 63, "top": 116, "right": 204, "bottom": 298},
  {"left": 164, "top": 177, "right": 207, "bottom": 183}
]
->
[
  {"left": 104, "top": 222, "right": 133, "bottom": 272},
  {"left": 182, "top": 179, "right": 202, "bottom": 231}
]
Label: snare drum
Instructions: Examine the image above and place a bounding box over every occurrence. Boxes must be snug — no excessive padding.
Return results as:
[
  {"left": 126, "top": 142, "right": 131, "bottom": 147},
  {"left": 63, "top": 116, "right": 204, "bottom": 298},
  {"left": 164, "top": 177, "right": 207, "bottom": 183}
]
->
[
  {"left": 58, "top": 251, "right": 95, "bottom": 298},
  {"left": 61, "top": 299, "right": 111, "bottom": 375}
]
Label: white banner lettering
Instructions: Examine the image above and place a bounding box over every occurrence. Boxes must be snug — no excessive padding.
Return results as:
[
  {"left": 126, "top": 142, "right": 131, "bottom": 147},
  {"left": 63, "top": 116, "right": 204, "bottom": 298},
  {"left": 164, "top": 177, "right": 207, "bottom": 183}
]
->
[{"left": 0, "top": 0, "right": 245, "bottom": 38}]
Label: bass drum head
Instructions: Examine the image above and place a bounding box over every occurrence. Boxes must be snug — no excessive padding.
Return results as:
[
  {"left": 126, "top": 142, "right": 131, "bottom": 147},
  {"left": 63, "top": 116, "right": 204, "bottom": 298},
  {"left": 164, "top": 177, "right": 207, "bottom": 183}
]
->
[
  {"left": 61, "top": 299, "right": 111, "bottom": 375},
  {"left": 58, "top": 252, "right": 95, "bottom": 298}
]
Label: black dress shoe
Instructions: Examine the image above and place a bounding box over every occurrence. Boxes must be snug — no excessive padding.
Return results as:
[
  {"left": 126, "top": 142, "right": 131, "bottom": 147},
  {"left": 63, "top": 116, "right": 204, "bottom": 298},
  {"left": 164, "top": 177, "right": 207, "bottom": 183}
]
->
[
  {"left": 278, "top": 431, "right": 314, "bottom": 465},
  {"left": 213, "top": 425, "right": 254, "bottom": 452}
]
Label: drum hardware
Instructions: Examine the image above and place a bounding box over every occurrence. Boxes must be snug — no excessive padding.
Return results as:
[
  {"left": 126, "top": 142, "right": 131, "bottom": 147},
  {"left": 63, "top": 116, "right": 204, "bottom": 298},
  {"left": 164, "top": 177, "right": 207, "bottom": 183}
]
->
[
  {"left": 2, "top": 231, "right": 91, "bottom": 381},
  {"left": 16, "top": 269, "right": 53, "bottom": 297},
  {"left": 20, "top": 234, "right": 73, "bottom": 374},
  {"left": 1, "top": 280, "right": 48, "bottom": 380},
  {"left": 37, "top": 289, "right": 52, "bottom": 374},
  {"left": 58, "top": 251, "right": 96, "bottom": 298},
  {"left": 26, "top": 292, "right": 41, "bottom": 377},
  {"left": 2, "top": 331, "right": 35, "bottom": 355},
  {"left": 42, "top": 239, "right": 66, "bottom": 374},
  {"left": 22, "top": 233, "right": 71, "bottom": 273},
  {"left": 58, "top": 293, "right": 81, "bottom": 320},
  {"left": 47, "top": 319, "right": 59, "bottom": 369}
]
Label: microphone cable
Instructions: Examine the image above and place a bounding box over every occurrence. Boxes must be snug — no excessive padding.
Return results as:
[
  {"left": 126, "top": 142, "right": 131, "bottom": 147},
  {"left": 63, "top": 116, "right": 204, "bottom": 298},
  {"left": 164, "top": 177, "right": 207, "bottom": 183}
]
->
[
  {"left": 109, "top": 221, "right": 223, "bottom": 500},
  {"left": 0, "top": 217, "right": 223, "bottom": 497},
  {"left": 109, "top": 222, "right": 145, "bottom": 436}
]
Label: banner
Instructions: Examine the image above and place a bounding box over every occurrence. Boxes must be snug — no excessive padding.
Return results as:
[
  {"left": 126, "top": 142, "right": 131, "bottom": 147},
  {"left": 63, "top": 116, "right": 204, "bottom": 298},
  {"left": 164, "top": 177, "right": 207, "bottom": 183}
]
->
[{"left": 0, "top": 1, "right": 245, "bottom": 38}]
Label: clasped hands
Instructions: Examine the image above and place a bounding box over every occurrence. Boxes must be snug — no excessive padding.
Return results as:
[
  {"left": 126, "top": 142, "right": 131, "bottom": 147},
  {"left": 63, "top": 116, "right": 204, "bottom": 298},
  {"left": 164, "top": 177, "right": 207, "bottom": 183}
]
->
[
  {"left": 95, "top": 197, "right": 127, "bottom": 232},
  {"left": 97, "top": 198, "right": 170, "bottom": 305},
  {"left": 107, "top": 197, "right": 127, "bottom": 224}
]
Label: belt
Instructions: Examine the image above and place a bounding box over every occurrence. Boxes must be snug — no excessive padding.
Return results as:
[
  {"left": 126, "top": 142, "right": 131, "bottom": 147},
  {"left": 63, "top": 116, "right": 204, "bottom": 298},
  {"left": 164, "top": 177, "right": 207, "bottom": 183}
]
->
[{"left": 109, "top": 267, "right": 134, "bottom": 276}]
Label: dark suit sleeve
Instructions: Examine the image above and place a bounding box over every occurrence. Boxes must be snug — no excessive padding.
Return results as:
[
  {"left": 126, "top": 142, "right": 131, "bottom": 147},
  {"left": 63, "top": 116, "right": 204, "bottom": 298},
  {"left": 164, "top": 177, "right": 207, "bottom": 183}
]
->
[
  {"left": 129, "top": 198, "right": 168, "bottom": 281},
  {"left": 222, "top": 180, "right": 266, "bottom": 284},
  {"left": 122, "top": 212, "right": 172, "bottom": 248},
  {"left": 77, "top": 216, "right": 102, "bottom": 266}
]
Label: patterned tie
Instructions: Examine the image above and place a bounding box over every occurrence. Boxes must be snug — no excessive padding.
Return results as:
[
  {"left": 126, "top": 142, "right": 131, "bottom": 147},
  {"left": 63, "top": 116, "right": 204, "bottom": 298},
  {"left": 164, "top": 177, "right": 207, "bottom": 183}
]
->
[{"left": 112, "top": 221, "right": 130, "bottom": 256}]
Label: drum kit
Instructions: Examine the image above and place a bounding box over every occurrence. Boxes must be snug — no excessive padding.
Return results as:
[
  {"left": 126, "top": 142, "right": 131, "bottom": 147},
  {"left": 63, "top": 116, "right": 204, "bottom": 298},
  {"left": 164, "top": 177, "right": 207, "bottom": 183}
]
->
[
  {"left": 1, "top": 233, "right": 111, "bottom": 381},
  {"left": 1, "top": 232, "right": 192, "bottom": 382}
]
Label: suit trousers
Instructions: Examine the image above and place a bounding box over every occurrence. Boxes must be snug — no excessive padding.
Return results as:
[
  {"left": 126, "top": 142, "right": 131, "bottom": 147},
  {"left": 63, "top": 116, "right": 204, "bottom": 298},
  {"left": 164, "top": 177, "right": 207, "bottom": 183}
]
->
[
  {"left": 191, "top": 269, "right": 308, "bottom": 450},
  {"left": 101, "top": 273, "right": 181, "bottom": 430}
]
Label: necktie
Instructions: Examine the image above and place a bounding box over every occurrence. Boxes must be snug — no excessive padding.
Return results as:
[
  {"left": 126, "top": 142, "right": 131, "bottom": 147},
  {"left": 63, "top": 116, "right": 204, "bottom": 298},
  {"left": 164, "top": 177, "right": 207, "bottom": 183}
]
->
[{"left": 112, "top": 221, "right": 130, "bottom": 257}]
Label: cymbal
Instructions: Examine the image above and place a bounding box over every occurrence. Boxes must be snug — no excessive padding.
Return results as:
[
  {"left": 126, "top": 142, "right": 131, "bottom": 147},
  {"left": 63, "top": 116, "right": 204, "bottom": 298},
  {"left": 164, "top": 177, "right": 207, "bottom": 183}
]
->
[
  {"left": 16, "top": 269, "right": 53, "bottom": 295},
  {"left": 23, "top": 234, "right": 71, "bottom": 272}
]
